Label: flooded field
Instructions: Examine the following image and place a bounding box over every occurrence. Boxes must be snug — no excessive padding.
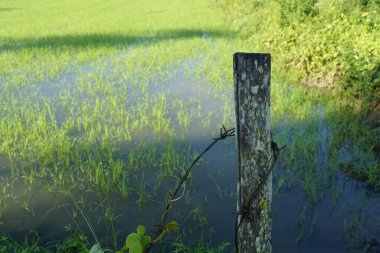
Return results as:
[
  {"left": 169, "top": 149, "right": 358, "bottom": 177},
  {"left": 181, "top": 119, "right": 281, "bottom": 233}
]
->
[
  {"left": 1, "top": 67, "right": 379, "bottom": 252},
  {"left": 0, "top": 0, "right": 379, "bottom": 252}
]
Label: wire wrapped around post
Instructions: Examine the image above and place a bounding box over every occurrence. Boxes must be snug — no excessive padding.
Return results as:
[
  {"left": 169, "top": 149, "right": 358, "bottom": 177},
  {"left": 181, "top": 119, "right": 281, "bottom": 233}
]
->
[{"left": 234, "top": 53, "right": 272, "bottom": 253}]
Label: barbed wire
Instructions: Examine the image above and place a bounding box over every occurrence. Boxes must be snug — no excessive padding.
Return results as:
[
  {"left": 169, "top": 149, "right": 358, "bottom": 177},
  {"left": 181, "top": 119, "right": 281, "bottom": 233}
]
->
[
  {"left": 146, "top": 125, "right": 235, "bottom": 252},
  {"left": 146, "top": 125, "right": 284, "bottom": 253},
  {"left": 234, "top": 141, "right": 286, "bottom": 252}
]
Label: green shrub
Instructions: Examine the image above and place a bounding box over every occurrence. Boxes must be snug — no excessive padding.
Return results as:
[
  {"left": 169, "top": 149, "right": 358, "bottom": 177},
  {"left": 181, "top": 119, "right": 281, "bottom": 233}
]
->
[{"left": 217, "top": 0, "right": 380, "bottom": 104}]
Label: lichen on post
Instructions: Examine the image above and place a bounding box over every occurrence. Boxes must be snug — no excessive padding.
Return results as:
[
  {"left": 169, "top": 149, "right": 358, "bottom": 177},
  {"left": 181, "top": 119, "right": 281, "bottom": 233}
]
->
[{"left": 234, "top": 53, "right": 272, "bottom": 253}]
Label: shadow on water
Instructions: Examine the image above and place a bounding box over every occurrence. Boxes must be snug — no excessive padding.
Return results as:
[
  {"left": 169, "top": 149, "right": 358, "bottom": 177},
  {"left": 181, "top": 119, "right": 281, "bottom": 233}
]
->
[{"left": 0, "top": 29, "right": 234, "bottom": 51}]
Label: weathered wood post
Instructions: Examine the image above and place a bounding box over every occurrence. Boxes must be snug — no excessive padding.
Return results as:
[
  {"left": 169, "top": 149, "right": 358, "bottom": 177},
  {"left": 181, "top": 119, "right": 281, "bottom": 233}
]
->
[{"left": 234, "top": 53, "right": 272, "bottom": 253}]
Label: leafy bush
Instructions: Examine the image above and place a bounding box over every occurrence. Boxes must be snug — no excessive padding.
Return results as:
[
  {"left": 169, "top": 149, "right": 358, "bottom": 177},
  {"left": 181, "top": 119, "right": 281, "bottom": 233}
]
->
[{"left": 217, "top": 0, "right": 380, "bottom": 104}]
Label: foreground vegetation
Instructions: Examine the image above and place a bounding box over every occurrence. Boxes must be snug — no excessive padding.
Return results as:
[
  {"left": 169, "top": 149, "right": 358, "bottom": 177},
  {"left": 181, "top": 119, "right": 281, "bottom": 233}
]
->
[{"left": 0, "top": 0, "right": 379, "bottom": 252}]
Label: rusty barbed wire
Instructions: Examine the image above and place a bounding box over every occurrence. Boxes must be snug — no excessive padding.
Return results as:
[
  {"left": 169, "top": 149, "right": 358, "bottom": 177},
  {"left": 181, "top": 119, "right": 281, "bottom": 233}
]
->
[
  {"left": 234, "top": 141, "right": 286, "bottom": 253},
  {"left": 146, "top": 125, "right": 235, "bottom": 252}
]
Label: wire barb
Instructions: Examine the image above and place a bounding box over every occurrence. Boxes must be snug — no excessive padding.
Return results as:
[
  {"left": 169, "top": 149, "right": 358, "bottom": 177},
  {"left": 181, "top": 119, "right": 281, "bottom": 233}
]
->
[
  {"left": 147, "top": 125, "right": 236, "bottom": 252},
  {"left": 213, "top": 125, "right": 235, "bottom": 140},
  {"left": 234, "top": 141, "right": 286, "bottom": 253}
]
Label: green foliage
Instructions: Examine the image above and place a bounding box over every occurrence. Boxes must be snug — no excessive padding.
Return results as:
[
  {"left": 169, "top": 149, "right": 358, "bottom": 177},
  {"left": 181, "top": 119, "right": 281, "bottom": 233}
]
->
[
  {"left": 0, "top": 231, "right": 91, "bottom": 253},
  {"left": 56, "top": 236, "right": 89, "bottom": 253},
  {"left": 55, "top": 226, "right": 91, "bottom": 253},
  {"left": 275, "top": 0, "right": 319, "bottom": 23},
  {"left": 125, "top": 234, "right": 143, "bottom": 253},
  {"left": 368, "top": 163, "right": 380, "bottom": 190},
  {"left": 217, "top": 0, "right": 380, "bottom": 104},
  {"left": 118, "top": 225, "right": 151, "bottom": 253},
  {"left": 0, "top": 236, "right": 49, "bottom": 253},
  {"left": 117, "top": 222, "right": 179, "bottom": 253}
]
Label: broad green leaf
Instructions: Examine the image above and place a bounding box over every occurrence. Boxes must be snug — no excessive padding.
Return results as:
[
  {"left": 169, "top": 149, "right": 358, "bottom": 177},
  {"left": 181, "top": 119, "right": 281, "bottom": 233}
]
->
[
  {"left": 125, "top": 233, "right": 143, "bottom": 253},
  {"left": 130, "top": 244, "right": 143, "bottom": 253},
  {"left": 136, "top": 225, "right": 146, "bottom": 236},
  {"left": 90, "top": 244, "right": 104, "bottom": 253},
  {"left": 141, "top": 235, "right": 151, "bottom": 248}
]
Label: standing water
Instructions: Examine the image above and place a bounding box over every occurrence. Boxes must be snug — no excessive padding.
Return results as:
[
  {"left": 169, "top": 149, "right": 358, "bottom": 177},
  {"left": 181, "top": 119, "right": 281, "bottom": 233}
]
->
[{"left": 0, "top": 60, "right": 379, "bottom": 252}]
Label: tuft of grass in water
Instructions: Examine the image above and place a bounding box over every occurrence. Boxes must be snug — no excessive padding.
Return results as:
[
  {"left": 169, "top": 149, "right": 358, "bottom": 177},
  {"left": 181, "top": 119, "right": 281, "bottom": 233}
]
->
[
  {"left": 171, "top": 241, "right": 231, "bottom": 253},
  {"left": 0, "top": 229, "right": 90, "bottom": 253}
]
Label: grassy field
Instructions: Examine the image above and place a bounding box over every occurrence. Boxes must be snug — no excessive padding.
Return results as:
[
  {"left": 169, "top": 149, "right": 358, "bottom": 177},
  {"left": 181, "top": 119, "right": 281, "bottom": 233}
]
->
[{"left": 0, "top": 0, "right": 379, "bottom": 252}]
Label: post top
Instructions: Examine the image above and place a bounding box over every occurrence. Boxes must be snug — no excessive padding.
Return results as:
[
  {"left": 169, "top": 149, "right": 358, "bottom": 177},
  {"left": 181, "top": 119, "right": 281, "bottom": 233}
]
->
[
  {"left": 233, "top": 52, "right": 271, "bottom": 57},
  {"left": 233, "top": 52, "right": 271, "bottom": 74}
]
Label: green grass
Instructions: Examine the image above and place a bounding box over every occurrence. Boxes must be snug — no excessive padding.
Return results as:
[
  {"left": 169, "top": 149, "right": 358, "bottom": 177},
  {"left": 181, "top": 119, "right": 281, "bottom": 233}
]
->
[
  {"left": 0, "top": 0, "right": 230, "bottom": 196},
  {"left": 0, "top": 0, "right": 379, "bottom": 252},
  {"left": 0, "top": 229, "right": 89, "bottom": 253}
]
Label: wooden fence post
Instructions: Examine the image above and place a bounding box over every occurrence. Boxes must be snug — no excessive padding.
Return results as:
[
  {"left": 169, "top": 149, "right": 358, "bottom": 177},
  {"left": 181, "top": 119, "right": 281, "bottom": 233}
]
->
[{"left": 234, "top": 53, "right": 272, "bottom": 253}]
